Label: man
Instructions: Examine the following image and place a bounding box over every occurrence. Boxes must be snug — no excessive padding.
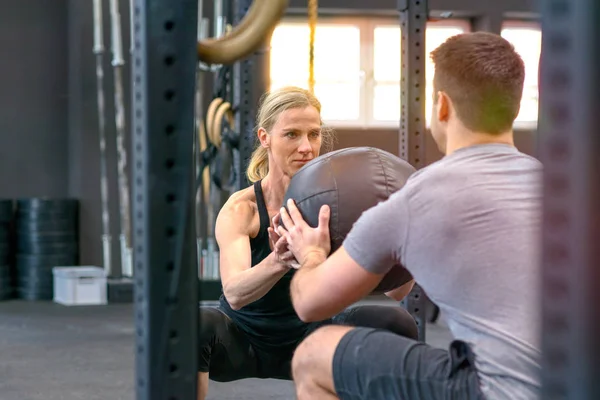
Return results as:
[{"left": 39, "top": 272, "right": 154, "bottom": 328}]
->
[{"left": 277, "top": 32, "right": 542, "bottom": 400}]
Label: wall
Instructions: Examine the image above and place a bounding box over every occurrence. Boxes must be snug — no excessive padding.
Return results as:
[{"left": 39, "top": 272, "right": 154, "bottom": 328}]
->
[{"left": 0, "top": 1, "right": 69, "bottom": 198}]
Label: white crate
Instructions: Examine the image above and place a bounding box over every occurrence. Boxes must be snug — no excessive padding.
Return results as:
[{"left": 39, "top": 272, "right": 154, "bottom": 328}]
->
[{"left": 52, "top": 266, "right": 107, "bottom": 306}]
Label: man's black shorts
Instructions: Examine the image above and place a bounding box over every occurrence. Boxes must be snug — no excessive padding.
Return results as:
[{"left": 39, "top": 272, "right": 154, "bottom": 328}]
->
[{"left": 332, "top": 327, "right": 486, "bottom": 400}]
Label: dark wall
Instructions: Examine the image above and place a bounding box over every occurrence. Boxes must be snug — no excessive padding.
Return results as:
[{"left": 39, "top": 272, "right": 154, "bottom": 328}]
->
[{"left": 0, "top": 1, "right": 69, "bottom": 198}]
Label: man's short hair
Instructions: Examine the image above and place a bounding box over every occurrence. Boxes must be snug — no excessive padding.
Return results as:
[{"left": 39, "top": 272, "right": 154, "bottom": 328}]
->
[{"left": 430, "top": 31, "right": 526, "bottom": 133}]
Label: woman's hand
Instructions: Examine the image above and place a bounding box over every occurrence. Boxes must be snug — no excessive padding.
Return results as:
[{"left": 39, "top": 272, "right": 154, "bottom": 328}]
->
[
  {"left": 268, "top": 214, "right": 300, "bottom": 269},
  {"left": 277, "top": 199, "right": 331, "bottom": 266}
]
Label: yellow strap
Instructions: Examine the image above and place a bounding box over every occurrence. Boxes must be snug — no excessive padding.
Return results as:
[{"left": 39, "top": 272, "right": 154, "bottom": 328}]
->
[
  {"left": 206, "top": 98, "right": 224, "bottom": 145},
  {"left": 308, "top": 0, "right": 317, "bottom": 94}
]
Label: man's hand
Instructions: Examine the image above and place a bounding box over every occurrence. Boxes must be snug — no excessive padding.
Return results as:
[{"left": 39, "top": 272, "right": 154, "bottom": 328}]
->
[
  {"left": 277, "top": 199, "right": 331, "bottom": 265},
  {"left": 268, "top": 214, "right": 300, "bottom": 269}
]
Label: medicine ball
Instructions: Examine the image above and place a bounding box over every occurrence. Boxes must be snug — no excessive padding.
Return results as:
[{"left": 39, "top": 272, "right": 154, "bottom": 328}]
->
[{"left": 282, "top": 147, "right": 416, "bottom": 294}]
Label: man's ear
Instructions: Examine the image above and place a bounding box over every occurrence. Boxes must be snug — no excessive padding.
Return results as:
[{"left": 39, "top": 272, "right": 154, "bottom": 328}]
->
[
  {"left": 437, "top": 91, "right": 450, "bottom": 123},
  {"left": 257, "top": 127, "right": 270, "bottom": 148}
]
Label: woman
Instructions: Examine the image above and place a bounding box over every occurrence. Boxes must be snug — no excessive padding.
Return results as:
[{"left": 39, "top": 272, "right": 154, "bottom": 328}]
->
[{"left": 197, "top": 86, "right": 417, "bottom": 400}]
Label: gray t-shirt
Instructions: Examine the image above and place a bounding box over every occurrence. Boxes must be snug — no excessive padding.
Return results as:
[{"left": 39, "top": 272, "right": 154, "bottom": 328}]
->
[{"left": 343, "top": 143, "right": 542, "bottom": 400}]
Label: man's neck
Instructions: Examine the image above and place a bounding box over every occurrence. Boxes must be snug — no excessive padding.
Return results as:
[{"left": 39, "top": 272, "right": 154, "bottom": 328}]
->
[{"left": 445, "top": 126, "right": 515, "bottom": 156}]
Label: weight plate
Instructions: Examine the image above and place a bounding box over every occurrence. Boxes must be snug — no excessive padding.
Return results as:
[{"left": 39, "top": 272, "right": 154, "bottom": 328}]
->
[
  {"left": 16, "top": 208, "right": 77, "bottom": 221},
  {"left": 17, "top": 274, "right": 53, "bottom": 291},
  {"left": 0, "top": 265, "right": 13, "bottom": 300},
  {"left": 16, "top": 253, "right": 78, "bottom": 270},
  {"left": 16, "top": 286, "right": 53, "bottom": 301},
  {"left": 0, "top": 200, "right": 13, "bottom": 223},
  {"left": 16, "top": 218, "right": 77, "bottom": 233},
  {"left": 0, "top": 251, "right": 10, "bottom": 265},
  {"left": 16, "top": 198, "right": 78, "bottom": 212},
  {"left": 0, "top": 227, "right": 10, "bottom": 242},
  {"left": 0, "top": 240, "right": 14, "bottom": 253},
  {"left": 17, "top": 274, "right": 53, "bottom": 289},
  {"left": 17, "top": 230, "right": 77, "bottom": 244},
  {"left": 0, "top": 265, "right": 12, "bottom": 280},
  {"left": 0, "top": 288, "right": 14, "bottom": 301},
  {"left": 17, "top": 282, "right": 52, "bottom": 290},
  {"left": 16, "top": 263, "right": 50, "bottom": 276},
  {"left": 17, "top": 240, "right": 78, "bottom": 255}
]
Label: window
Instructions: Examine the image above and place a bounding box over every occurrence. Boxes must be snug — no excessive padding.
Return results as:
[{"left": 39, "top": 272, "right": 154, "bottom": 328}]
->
[
  {"left": 371, "top": 21, "right": 469, "bottom": 125},
  {"left": 501, "top": 21, "right": 542, "bottom": 126},
  {"left": 371, "top": 26, "right": 401, "bottom": 123},
  {"left": 270, "top": 21, "right": 362, "bottom": 123},
  {"left": 270, "top": 18, "right": 470, "bottom": 127}
]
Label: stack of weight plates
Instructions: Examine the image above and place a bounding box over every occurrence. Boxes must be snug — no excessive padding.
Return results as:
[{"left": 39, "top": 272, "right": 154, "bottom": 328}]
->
[
  {"left": 0, "top": 200, "right": 14, "bottom": 300},
  {"left": 15, "top": 198, "right": 79, "bottom": 301}
]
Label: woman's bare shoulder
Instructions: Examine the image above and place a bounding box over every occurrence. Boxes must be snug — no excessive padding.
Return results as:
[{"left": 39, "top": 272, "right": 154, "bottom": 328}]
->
[{"left": 216, "top": 186, "right": 258, "bottom": 235}]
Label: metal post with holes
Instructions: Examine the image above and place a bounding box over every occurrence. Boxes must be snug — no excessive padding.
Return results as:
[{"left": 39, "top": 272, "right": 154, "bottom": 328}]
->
[
  {"left": 132, "top": 1, "right": 199, "bottom": 399},
  {"left": 232, "top": 0, "right": 270, "bottom": 191},
  {"left": 538, "top": 0, "right": 600, "bottom": 398},
  {"left": 398, "top": 0, "right": 428, "bottom": 342}
]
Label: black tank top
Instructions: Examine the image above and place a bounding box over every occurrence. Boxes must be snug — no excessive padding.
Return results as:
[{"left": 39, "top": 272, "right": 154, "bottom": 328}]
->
[{"left": 219, "top": 181, "right": 308, "bottom": 352}]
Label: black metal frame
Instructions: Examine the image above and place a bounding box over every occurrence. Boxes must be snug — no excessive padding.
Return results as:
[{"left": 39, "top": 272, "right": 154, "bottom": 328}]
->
[
  {"left": 132, "top": 1, "right": 199, "bottom": 398},
  {"left": 538, "top": 0, "right": 600, "bottom": 399},
  {"left": 232, "top": 35, "right": 255, "bottom": 190},
  {"left": 131, "top": 0, "right": 600, "bottom": 397},
  {"left": 232, "top": 0, "right": 271, "bottom": 191},
  {"left": 132, "top": 0, "right": 434, "bottom": 396},
  {"left": 398, "top": 0, "right": 428, "bottom": 342}
]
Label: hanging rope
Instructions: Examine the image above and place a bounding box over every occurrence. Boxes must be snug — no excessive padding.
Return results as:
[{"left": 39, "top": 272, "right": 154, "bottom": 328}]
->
[{"left": 308, "top": 0, "right": 318, "bottom": 94}]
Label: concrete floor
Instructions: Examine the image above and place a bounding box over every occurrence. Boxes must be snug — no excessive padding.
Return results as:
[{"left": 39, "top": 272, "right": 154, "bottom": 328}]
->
[{"left": 0, "top": 300, "right": 452, "bottom": 400}]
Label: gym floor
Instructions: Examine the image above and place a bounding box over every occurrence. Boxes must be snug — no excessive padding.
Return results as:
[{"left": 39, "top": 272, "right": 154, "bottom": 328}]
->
[{"left": 0, "top": 299, "right": 452, "bottom": 400}]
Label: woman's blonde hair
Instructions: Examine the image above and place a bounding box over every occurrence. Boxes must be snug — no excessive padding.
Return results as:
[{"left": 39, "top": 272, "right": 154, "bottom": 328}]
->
[{"left": 246, "top": 86, "right": 334, "bottom": 183}]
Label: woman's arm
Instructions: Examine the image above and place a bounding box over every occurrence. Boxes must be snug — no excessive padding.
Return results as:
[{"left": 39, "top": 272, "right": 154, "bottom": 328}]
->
[{"left": 216, "top": 200, "right": 290, "bottom": 310}]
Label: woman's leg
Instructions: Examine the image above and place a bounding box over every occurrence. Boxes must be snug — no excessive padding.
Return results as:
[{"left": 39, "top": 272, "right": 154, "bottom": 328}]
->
[
  {"left": 197, "top": 307, "right": 259, "bottom": 400},
  {"left": 332, "top": 304, "right": 419, "bottom": 340}
]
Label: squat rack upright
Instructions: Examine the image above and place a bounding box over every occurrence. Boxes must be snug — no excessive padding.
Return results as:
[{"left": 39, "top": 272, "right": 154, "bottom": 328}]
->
[
  {"left": 131, "top": 0, "right": 600, "bottom": 399},
  {"left": 537, "top": 0, "right": 600, "bottom": 399},
  {"left": 131, "top": 1, "right": 286, "bottom": 398}
]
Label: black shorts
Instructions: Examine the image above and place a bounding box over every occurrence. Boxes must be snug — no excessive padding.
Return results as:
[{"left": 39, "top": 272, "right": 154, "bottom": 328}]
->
[
  {"left": 333, "top": 327, "right": 486, "bottom": 400},
  {"left": 199, "top": 304, "right": 419, "bottom": 382}
]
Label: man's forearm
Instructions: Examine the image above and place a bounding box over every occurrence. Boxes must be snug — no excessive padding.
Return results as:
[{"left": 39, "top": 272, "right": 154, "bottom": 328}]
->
[
  {"left": 223, "top": 253, "right": 289, "bottom": 310},
  {"left": 290, "top": 252, "right": 327, "bottom": 313}
]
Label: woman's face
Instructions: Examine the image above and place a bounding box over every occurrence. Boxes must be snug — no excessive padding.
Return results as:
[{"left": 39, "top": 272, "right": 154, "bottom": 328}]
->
[{"left": 258, "top": 106, "right": 322, "bottom": 178}]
